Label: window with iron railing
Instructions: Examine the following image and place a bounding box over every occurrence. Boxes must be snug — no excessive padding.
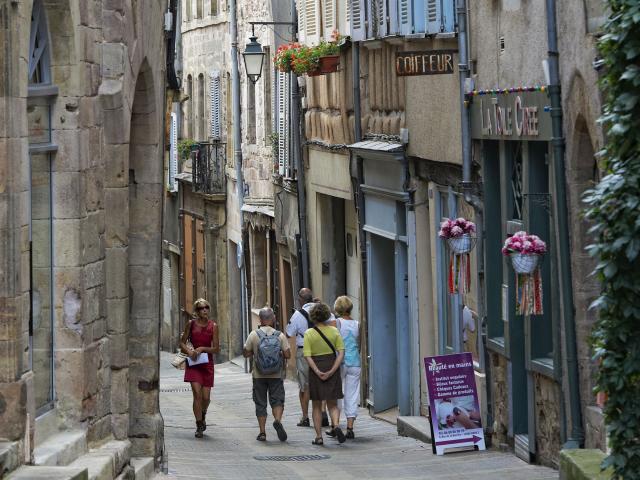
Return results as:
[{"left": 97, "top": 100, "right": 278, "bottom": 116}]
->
[{"left": 191, "top": 141, "right": 226, "bottom": 195}]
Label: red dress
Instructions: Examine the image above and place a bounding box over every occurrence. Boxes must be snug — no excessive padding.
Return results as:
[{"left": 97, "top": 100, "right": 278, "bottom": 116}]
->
[{"left": 184, "top": 319, "right": 216, "bottom": 387}]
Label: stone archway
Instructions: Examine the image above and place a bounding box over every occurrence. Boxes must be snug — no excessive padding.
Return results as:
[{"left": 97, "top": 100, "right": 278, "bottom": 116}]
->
[{"left": 127, "top": 59, "right": 164, "bottom": 457}]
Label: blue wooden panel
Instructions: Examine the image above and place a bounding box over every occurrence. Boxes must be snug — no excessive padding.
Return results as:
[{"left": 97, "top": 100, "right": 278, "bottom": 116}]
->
[{"left": 441, "top": 0, "right": 456, "bottom": 33}]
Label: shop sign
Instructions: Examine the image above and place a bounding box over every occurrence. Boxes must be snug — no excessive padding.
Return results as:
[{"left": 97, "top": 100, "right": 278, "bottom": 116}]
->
[
  {"left": 395, "top": 50, "right": 456, "bottom": 76},
  {"left": 425, "top": 352, "right": 486, "bottom": 455},
  {"left": 469, "top": 91, "right": 552, "bottom": 141}
]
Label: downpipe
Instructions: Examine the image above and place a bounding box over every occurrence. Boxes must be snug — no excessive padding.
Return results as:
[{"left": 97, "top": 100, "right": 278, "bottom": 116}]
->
[
  {"left": 457, "top": 0, "right": 494, "bottom": 437},
  {"left": 545, "top": 0, "right": 584, "bottom": 449}
]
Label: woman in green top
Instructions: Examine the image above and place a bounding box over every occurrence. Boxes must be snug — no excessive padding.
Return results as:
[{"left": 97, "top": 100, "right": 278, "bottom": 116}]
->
[{"left": 304, "top": 303, "right": 346, "bottom": 445}]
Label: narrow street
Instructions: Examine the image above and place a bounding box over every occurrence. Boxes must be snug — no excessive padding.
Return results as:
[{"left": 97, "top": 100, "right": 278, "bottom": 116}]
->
[{"left": 156, "top": 353, "right": 557, "bottom": 479}]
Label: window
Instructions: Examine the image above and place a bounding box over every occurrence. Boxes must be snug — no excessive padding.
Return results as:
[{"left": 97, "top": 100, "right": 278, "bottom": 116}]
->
[
  {"left": 209, "top": 71, "right": 221, "bottom": 140},
  {"left": 186, "top": 0, "right": 192, "bottom": 21},
  {"left": 210, "top": 0, "right": 218, "bottom": 16},
  {"left": 28, "top": 0, "right": 57, "bottom": 415},
  {"left": 196, "top": 0, "right": 203, "bottom": 19},
  {"left": 185, "top": 75, "right": 193, "bottom": 139},
  {"left": 181, "top": 214, "right": 207, "bottom": 323},
  {"left": 246, "top": 80, "right": 256, "bottom": 144},
  {"left": 198, "top": 73, "right": 205, "bottom": 140},
  {"left": 275, "top": 71, "right": 291, "bottom": 177}
]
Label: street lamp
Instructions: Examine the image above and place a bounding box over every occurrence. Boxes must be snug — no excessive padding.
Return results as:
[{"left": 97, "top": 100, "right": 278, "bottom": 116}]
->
[{"left": 242, "top": 34, "right": 265, "bottom": 84}]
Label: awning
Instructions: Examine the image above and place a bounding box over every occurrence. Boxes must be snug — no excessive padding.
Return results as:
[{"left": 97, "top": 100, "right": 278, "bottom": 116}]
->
[
  {"left": 348, "top": 140, "right": 405, "bottom": 162},
  {"left": 241, "top": 203, "right": 275, "bottom": 218}
]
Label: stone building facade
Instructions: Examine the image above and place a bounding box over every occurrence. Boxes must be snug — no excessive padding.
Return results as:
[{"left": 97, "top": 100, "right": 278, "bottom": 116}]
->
[{"left": 0, "top": 0, "right": 167, "bottom": 476}]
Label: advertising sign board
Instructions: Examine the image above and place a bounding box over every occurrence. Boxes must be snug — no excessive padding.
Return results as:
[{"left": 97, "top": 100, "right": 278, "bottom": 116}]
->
[{"left": 424, "top": 352, "right": 486, "bottom": 455}]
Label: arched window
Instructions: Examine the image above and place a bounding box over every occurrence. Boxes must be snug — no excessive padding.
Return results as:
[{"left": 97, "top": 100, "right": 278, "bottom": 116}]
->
[
  {"left": 198, "top": 73, "right": 205, "bottom": 140},
  {"left": 185, "top": 75, "right": 193, "bottom": 138}
]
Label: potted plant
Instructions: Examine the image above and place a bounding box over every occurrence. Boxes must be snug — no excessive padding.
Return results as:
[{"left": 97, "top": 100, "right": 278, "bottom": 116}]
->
[
  {"left": 439, "top": 217, "right": 476, "bottom": 254},
  {"left": 274, "top": 42, "right": 303, "bottom": 73},
  {"left": 502, "top": 231, "right": 547, "bottom": 274},
  {"left": 315, "top": 31, "right": 342, "bottom": 74}
]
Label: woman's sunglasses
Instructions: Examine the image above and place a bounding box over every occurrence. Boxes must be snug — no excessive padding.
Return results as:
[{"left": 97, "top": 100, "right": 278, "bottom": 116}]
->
[{"left": 196, "top": 305, "right": 210, "bottom": 311}]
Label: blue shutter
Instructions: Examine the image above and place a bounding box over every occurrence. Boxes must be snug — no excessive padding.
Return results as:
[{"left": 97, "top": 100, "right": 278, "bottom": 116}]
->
[
  {"left": 425, "top": 0, "right": 442, "bottom": 34},
  {"left": 398, "top": 0, "right": 412, "bottom": 35},
  {"left": 388, "top": 0, "right": 399, "bottom": 35},
  {"left": 412, "top": 0, "right": 425, "bottom": 33},
  {"left": 441, "top": 0, "right": 456, "bottom": 33},
  {"left": 350, "top": 0, "right": 366, "bottom": 40}
]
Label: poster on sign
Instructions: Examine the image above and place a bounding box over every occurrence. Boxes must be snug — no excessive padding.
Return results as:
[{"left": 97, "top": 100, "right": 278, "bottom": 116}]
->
[{"left": 424, "top": 352, "right": 486, "bottom": 455}]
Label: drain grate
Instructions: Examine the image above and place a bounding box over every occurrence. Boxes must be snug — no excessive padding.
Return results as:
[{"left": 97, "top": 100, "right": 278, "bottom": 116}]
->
[
  {"left": 160, "top": 387, "right": 192, "bottom": 393},
  {"left": 254, "top": 454, "right": 330, "bottom": 462}
]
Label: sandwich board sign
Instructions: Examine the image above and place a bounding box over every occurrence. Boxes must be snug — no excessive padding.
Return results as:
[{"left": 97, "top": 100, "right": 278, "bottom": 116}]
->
[{"left": 424, "top": 352, "right": 486, "bottom": 455}]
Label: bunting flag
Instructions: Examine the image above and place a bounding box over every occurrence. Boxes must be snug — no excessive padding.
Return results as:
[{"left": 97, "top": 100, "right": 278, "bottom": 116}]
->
[
  {"left": 448, "top": 252, "right": 471, "bottom": 295},
  {"left": 515, "top": 267, "right": 543, "bottom": 315}
]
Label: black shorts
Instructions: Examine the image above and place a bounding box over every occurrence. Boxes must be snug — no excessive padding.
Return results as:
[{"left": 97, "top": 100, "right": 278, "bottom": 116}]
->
[{"left": 252, "top": 377, "right": 285, "bottom": 417}]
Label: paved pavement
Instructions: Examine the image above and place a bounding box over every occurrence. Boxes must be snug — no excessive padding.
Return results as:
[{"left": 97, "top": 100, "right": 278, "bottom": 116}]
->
[{"left": 156, "top": 352, "right": 558, "bottom": 480}]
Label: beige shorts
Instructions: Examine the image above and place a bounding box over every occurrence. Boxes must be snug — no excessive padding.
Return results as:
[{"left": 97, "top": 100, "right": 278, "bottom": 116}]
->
[{"left": 296, "top": 348, "right": 309, "bottom": 392}]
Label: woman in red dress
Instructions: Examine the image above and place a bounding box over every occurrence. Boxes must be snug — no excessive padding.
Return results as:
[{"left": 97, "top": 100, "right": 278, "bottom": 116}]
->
[{"left": 180, "top": 298, "right": 219, "bottom": 438}]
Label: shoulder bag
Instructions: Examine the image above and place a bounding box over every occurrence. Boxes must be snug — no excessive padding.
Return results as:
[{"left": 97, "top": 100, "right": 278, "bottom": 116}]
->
[
  {"left": 313, "top": 326, "right": 337, "bottom": 357},
  {"left": 170, "top": 320, "right": 194, "bottom": 369}
]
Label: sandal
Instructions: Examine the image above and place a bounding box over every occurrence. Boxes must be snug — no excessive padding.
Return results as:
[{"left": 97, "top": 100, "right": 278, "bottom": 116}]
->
[
  {"left": 325, "top": 427, "right": 337, "bottom": 437},
  {"left": 346, "top": 428, "right": 354, "bottom": 439},
  {"left": 297, "top": 417, "right": 310, "bottom": 427},
  {"left": 334, "top": 426, "right": 346, "bottom": 444},
  {"left": 201, "top": 411, "right": 207, "bottom": 431},
  {"left": 311, "top": 437, "right": 324, "bottom": 445},
  {"left": 256, "top": 432, "right": 266, "bottom": 442}
]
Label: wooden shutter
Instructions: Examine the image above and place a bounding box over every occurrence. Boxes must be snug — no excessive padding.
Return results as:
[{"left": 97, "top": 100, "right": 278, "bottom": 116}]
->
[
  {"left": 209, "top": 70, "right": 221, "bottom": 139},
  {"left": 376, "top": 0, "right": 388, "bottom": 37},
  {"left": 182, "top": 214, "right": 195, "bottom": 315},
  {"left": 398, "top": 0, "right": 412, "bottom": 34},
  {"left": 276, "top": 71, "right": 290, "bottom": 176},
  {"left": 304, "top": 0, "right": 321, "bottom": 45},
  {"left": 168, "top": 112, "right": 178, "bottom": 192},
  {"left": 323, "top": 0, "right": 338, "bottom": 41},
  {"left": 195, "top": 220, "right": 206, "bottom": 300},
  {"left": 339, "top": 0, "right": 352, "bottom": 37},
  {"left": 425, "top": 0, "right": 442, "bottom": 34},
  {"left": 297, "top": 0, "right": 306, "bottom": 43},
  {"left": 350, "top": 0, "right": 366, "bottom": 40},
  {"left": 162, "top": 257, "right": 172, "bottom": 332},
  {"left": 387, "top": 0, "right": 399, "bottom": 35}
]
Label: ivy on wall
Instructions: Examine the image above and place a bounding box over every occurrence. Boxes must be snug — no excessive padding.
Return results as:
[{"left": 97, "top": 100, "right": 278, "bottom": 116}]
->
[{"left": 584, "top": 1, "right": 640, "bottom": 478}]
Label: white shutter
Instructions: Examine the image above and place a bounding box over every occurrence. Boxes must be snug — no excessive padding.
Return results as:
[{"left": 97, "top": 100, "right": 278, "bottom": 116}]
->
[
  {"left": 168, "top": 112, "right": 179, "bottom": 192},
  {"left": 377, "top": 0, "right": 388, "bottom": 37},
  {"left": 276, "top": 71, "right": 290, "bottom": 176},
  {"left": 323, "top": 0, "right": 337, "bottom": 41},
  {"left": 209, "top": 70, "right": 221, "bottom": 139},
  {"left": 398, "top": 0, "right": 412, "bottom": 35},
  {"left": 387, "top": 0, "right": 399, "bottom": 35},
  {"left": 350, "top": 0, "right": 366, "bottom": 40},
  {"left": 297, "top": 0, "right": 306, "bottom": 43},
  {"left": 426, "top": 0, "right": 442, "bottom": 34},
  {"left": 339, "top": 0, "right": 352, "bottom": 37},
  {"left": 304, "top": 0, "right": 321, "bottom": 45}
]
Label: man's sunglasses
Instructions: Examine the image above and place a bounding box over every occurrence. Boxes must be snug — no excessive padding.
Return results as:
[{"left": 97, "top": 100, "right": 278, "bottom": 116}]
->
[{"left": 196, "top": 305, "right": 210, "bottom": 311}]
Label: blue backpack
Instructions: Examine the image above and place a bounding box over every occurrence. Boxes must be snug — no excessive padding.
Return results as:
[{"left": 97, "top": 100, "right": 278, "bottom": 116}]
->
[{"left": 255, "top": 329, "right": 283, "bottom": 374}]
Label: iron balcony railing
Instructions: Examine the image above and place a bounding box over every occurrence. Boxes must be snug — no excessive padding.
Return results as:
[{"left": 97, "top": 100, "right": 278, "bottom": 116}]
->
[{"left": 191, "top": 140, "right": 226, "bottom": 195}]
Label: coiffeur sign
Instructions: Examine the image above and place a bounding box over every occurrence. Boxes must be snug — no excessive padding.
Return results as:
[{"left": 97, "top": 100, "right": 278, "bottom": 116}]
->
[
  {"left": 469, "top": 90, "right": 553, "bottom": 141},
  {"left": 395, "top": 50, "right": 456, "bottom": 76}
]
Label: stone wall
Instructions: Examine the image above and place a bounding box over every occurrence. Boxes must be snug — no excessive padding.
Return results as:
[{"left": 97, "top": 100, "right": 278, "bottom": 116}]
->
[
  {"left": 0, "top": 0, "right": 167, "bottom": 468},
  {"left": 490, "top": 352, "right": 510, "bottom": 447},
  {"left": 534, "top": 372, "right": 562, "bottom": 468}
]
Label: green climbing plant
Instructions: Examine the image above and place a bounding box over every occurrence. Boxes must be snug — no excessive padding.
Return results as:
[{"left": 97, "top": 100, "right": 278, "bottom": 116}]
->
[
  {"left": 178, "top": 138, "right": 198, "bottom": 160},
  {"left": 583, "top": 2, "right": 640, "bottom": 478}
]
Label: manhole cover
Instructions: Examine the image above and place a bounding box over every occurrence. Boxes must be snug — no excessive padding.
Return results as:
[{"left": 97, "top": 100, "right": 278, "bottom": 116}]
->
[
  {"left": 160, "top": 387, "right": 192, "bottom": 393},
  {"left": 253, "top": 455, "right": 331, "bottom": 462}
]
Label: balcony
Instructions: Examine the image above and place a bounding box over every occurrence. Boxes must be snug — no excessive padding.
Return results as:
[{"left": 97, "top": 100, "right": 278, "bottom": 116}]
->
[{"left": 191, "top": 140, "right": 226, "bottom": 195}]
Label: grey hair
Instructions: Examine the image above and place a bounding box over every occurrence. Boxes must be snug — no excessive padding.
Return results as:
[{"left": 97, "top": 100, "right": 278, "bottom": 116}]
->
[{"left": 258, "top": 307, "right": 275, "bottom": 322}]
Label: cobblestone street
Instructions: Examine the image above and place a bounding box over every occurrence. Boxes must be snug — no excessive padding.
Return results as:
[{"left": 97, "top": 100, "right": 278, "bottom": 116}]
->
[{"left": 156, "top": 353, "right": 557, "bottom": 480}]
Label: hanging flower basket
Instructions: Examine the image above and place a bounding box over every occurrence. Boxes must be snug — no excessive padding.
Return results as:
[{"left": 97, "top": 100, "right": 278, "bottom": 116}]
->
[
  {"left": 502, "top": 231, "right": 547, "bottom": 315},
  {"left": 447, "top": 234, "right": 476, "bottom": 254},
  {"left": 318, "top": 55, "right": 340, "bottom": 73},
  {"left": 510, "top": 253, "right": 541, "bottom": 274},
  {"left": 439, "top": 218, "right": 476, "bottom": 294}
]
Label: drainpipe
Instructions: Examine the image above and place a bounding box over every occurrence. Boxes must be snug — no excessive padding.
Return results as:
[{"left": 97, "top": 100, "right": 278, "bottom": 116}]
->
[
  {"left": 545, "top": 0, "right": 584, "bottom": 449},
  {"left": 229, "top": 0, "right": 248, "bottom": 372},
  {"left": 291, "top": 0, "right": 310, "bottom": 288},
  {"left": 457, "top": 0, "right": 493, "bottom": 434}
]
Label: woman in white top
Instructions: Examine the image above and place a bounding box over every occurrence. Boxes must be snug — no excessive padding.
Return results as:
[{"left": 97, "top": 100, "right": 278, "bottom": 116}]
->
[{"left": 334, "top": 296, "right": 361, "bottom": 439}]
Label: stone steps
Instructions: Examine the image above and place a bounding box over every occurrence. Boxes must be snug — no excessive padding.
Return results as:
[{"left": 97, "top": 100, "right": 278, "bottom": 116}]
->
[
  {"left": 131, "top": 457, "right": 155, "bottom": 480},
  {"left": 0, "top": 441, "right": 20, "bottom": 477},
  {"left": 68, "top": 440, "right": 131, "bottom": 480},
  {"left": 7, "top": 466, "right": 88, "bottom": 480},
  {"left": 33, "top": 430, "right": 87, "bottom": 466}
]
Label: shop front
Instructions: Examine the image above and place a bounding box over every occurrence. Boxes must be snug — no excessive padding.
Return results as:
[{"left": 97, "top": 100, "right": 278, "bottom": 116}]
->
[{"left": 469, "top": 89, "right": 562, "bottom": 464}]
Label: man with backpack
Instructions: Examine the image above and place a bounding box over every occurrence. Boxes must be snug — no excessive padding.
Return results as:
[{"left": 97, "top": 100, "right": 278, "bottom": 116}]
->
[{"left": 243, "top": 307, "right": 291, "bottom": 442}]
